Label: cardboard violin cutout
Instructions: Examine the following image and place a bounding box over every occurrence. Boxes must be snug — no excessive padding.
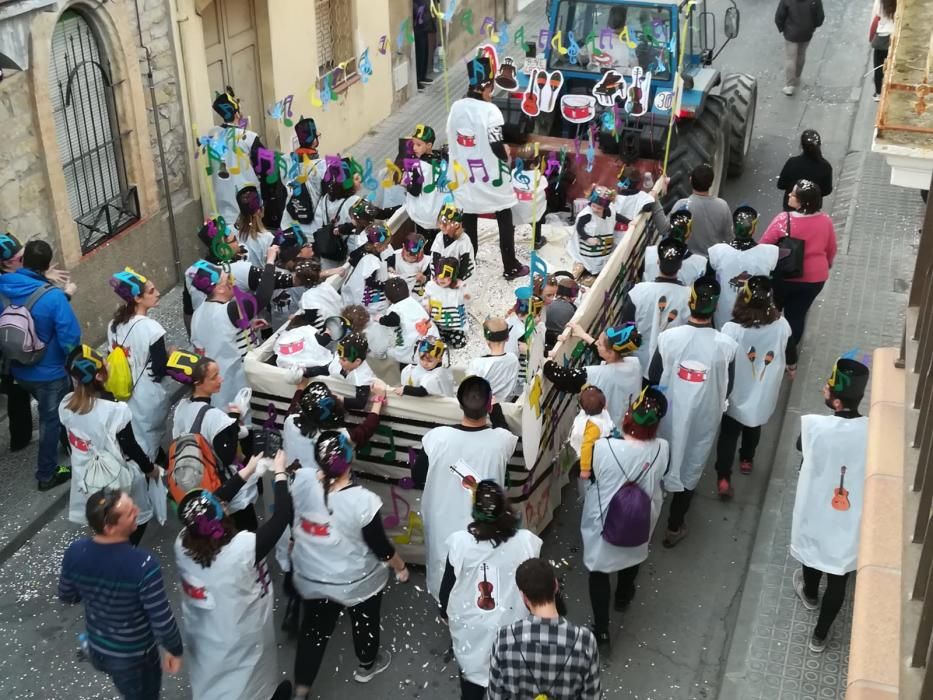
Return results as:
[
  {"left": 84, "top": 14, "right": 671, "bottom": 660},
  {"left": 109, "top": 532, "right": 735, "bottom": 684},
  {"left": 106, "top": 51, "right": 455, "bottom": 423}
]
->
[{"left": 592, "top": 66, "right": 652, "bottom": 116}]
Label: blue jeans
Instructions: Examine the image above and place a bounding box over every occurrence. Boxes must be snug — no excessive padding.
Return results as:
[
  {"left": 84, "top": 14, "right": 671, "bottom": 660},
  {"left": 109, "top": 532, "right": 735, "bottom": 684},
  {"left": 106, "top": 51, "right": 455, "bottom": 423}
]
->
[
  {"left": 90, "top": 646, "right": 162, "bottom": 700},
  {"left": 17, "top": 375, "right": 71, "bottom": 482}
]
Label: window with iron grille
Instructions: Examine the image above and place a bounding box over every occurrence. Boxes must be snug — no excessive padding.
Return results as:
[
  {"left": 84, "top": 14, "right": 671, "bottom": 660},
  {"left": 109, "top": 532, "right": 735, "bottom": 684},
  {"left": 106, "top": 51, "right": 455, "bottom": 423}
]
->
[
  {"left": 48, "top": 9, "right": 139, "bottom": 254},
  {"left": 315, "top": 0, "right": 355, "bottom": 78}
]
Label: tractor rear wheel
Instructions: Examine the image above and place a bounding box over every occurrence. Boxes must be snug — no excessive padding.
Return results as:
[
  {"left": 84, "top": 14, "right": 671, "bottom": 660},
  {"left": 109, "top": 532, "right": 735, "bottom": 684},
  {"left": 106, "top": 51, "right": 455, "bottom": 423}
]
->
[
  {"left": 720, "top": 73, "right": 758, "bottom": 177},
  {"left": 663, "top": 95, "right": 731, "bottom": 208}
]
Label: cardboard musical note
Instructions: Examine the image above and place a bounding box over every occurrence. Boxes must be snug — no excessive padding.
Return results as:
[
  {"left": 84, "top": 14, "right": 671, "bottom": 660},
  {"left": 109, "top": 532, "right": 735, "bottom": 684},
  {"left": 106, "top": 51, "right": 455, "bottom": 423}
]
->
[
  {"left": 466, "top": 158, "right": 490, "bottom": 183},
  {"left": 513, "top": 25, "right": 525, "bottom": 49},
  {"left": 357, "top": 425, "right": 396, "bottom": 462},
  {"left": 378, "top": 34, "right": 388, "bottom": 55},
  {"left": 491, "top": 159, "right": 511, "bottom": 187},
  {"left": 391, "top": 511, "right": 424, "bottom": 545},
  {"left": 497, "top": 21, "right": 509, "bottom": 46},
  {"left": 567, "top": 31, "right": 581, "bottom": 65},
  {"left": 461, "top": 8, "right": 474, "bottom": 34},
  {"left": 382, "top": 159, "right": 403, "bottom": 188},
  {"left": 358, "top": 48, "right": 373, "bottom": 84},
  {"left": 382, "top": 486, "right": 412, "bottom": 529},
  {"left": 550, "top": 31, "right": 568, "bottom": 55},
  {"left": 447, "top": 160, "right": 468, "bottom": 191}
]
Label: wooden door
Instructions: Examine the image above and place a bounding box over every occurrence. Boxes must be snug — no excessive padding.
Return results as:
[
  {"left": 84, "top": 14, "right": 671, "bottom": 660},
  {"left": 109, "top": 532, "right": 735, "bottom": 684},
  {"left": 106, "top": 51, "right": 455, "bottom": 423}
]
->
[{"left": 202, "top": 0, "right": 264, "bottom": 136}]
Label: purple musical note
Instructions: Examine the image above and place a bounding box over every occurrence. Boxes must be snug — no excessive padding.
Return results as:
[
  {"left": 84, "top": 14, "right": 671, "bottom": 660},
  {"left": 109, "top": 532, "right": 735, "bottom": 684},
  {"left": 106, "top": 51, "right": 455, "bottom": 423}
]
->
[
  {"left": 466, "top": 158, "right": 490, "bottom": 183},
  {"left": 599, "top": 27, "right": 615, "bottom": 49},
  {"left": 538, "top": 29, "right": 552, "bottom": 50}
]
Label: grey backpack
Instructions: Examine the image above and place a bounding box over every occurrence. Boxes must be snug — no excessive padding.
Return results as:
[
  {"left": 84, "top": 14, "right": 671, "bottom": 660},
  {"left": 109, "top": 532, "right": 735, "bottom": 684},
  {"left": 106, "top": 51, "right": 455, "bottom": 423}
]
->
[{"left": 0, "top": 284, "right": 53, "bottom": 366}]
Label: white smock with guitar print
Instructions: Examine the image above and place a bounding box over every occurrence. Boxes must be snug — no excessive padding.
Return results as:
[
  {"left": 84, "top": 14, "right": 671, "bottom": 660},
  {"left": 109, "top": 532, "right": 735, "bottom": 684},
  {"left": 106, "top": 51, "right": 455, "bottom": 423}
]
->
[{"left": 791, "top": 414, "right": 868, "bottom": 575}]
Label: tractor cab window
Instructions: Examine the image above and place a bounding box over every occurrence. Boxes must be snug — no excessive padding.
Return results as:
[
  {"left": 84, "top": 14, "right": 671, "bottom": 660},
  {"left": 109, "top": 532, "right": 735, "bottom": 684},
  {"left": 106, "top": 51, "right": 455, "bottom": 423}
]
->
[{"left": 549, "top": 1, "right": 673, "bottom": 82}]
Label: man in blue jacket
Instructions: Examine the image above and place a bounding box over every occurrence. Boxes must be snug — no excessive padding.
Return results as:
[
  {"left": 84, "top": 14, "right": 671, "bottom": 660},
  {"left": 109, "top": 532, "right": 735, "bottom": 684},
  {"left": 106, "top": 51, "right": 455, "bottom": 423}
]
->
[{"left": 0, "top": 240, "right": 80, "bottom": 490}]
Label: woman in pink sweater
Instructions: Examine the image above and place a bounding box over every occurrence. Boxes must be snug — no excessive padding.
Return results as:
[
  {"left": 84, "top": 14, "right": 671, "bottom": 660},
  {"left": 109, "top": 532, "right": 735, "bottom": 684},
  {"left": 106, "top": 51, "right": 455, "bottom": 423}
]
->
[{"left": 760, "top": 179, "right": 837, "bottom": 349}]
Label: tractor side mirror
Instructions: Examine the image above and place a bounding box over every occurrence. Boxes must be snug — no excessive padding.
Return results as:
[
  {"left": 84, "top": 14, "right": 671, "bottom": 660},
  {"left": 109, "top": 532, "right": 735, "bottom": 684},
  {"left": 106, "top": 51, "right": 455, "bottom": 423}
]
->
[{"left": 724, "top": 6, "right": 740, "bottom": 39}]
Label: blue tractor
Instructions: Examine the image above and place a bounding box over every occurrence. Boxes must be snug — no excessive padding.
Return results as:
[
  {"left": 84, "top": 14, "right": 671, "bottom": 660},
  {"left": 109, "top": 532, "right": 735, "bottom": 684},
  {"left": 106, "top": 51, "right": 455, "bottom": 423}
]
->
[{"left": 496, "top": 0, "right": 756, "bottom": 206}]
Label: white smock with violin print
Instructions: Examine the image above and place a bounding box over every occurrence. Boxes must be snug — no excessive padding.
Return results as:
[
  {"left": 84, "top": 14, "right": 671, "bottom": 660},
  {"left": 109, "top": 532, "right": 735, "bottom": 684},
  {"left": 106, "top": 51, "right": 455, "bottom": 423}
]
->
[
  {"left": 107, "top": 315, "right": 169, "bottom": 459},
  {"left": 627, "top": 280, "right": 691, "bottom": 377},
  {"left": 420, "top": 426, "right": 518, "bottom": 599},
  {"left": 790, "top": 414, "right": 868, "bottom": 575},
  {"left": 174, "top": 530, "right": 276, "bottom": 700},
  {"left": 707, "top": 243, "right": 780, "bottom": 330},
  {"left": 444, "top": 529, "right": 542, "bottom": 686},
  {"left": 721, "top": 318, "right": 792, "bottom": 427},
  {"left": 59, "top": 396, "right": 151, "bottom": 526},
  {"left": 583, "top": 437, "right": 669, "bottom": 572},
  {"left": 657, "top": 325, "right": 738, "bottom": 492},
  {"left": 446, "top": 97, "right": 516, "bottom": 213}
]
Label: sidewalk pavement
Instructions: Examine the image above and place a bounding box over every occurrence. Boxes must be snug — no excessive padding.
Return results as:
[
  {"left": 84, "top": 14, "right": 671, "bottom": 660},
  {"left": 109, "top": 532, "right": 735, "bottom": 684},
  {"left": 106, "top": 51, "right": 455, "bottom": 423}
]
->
[{"left": 719, "top": 76, "right": 924, "bottom": 700}]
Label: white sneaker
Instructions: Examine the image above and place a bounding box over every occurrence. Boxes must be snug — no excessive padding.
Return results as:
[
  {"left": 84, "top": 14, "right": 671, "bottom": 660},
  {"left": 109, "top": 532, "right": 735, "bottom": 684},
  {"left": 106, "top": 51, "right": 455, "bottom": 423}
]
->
[
  {"left": 793, "top": 569, "right": 819, "bottom": 611},
  {"left": 353, "top": 649, "right": 391, "bottom": 683},
  {"left": 808, "top": 633, "right": 827, "bottom": 653},
  {"left": 782, "top": 85, "right": 795, "bottom": 96},
  {"left": 873, "top": 93, "right": 880, "bottom": 102}
]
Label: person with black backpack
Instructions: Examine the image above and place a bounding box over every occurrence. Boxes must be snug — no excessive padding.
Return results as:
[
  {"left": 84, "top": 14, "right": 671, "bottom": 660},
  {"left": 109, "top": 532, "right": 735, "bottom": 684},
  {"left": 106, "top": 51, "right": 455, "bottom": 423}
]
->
[
  {"left": 0, "top": 239, "right": 81, "bottom": 491},
  {"left": 582, "top": 387, "right": 670, "bottom": 650}
]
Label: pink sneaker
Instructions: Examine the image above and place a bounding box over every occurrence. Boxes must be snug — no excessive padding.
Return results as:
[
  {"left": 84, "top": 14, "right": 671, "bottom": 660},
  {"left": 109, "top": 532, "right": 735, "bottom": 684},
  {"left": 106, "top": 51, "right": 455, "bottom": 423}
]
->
[
  {"left": 718, "top": 478, "right": 734, "bottom": 500},
  {"left": 739, "top": 459, "right": 753, "bottom": 475}
]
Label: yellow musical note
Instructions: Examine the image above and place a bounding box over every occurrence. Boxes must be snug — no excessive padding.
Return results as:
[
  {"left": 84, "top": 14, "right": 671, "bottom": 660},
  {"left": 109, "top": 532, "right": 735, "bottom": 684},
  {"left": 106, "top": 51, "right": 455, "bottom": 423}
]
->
[
  {"left": 429, "top": 298, "right": 443, "bottom": 321},
  {"left": 551, "top": 31, "right": 568, "bottom": 55},
  {"left": 308, "top": 85, "right": 322, "bottom": 108},
  {"left": 447, "top": 160, "right": 468, "bottom": 191},
  {"left": 382, "top": 160, "right": 403, "bottom": 188},
  {"left": 227, "top": 144, "right": 248, "bottom": 175},
  {"left": 528, "top": 374, "right": 543, "bottom": 418},
  {"left": 391, "top": 512, "right": 424, "bottom": 545},
  {"left": 619, "top": 26, "right": 637, "bottom": 49}
]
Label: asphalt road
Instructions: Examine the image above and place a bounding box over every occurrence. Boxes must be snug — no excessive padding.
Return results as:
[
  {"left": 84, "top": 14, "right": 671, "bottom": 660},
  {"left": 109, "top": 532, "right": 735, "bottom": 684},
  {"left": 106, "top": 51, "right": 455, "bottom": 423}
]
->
[{"left": 0, "top": 0, "right": 873, "bottom": 698}]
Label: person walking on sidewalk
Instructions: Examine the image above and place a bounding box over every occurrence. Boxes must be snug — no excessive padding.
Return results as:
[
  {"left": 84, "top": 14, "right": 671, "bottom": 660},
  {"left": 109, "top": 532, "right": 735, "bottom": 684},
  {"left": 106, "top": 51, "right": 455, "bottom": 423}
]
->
[
  {"left": 775, "top": 0, "right": 825, "bottom": 96},
  {"left": 869, "top": 0, "right": 896, "bottom": 101},
  {"left": 790, "top": 357, "right": 869, "bottom": 652},
  {"left": 58, "top": 488, "right": 183, "bottom": 699},
  {"left": 759, "top": 179, "right": 837, "bottom": 348},
  {"left": 714, "top": 277, "right": 794, "bottom": 499},
  {"left": 776, "top": 129, "right": 833, "bottom": 211},
  {"left": 0, "top": 239, "right": 81, "bottom": 491},
  {"left": 447, "top": 53, "right": 528, "bottom": 281},
  {"left": 488, "top": 558, "right": 601, "bottom": 700},
  {"left": 582, "top": 387, "right": 669, "bottom": 649},
  {"left": 648, "top": 277, "right": 737, "bottom": 547}
]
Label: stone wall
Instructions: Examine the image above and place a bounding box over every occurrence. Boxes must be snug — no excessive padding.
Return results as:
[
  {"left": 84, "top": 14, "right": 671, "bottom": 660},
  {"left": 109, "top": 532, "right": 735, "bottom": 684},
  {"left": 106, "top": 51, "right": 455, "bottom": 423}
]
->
[
  {"left": 0, "top": 72, "right": 57, "bottom": 242},
  {"left": 132, "top": 0, "right": 190, "bottom": 201}
]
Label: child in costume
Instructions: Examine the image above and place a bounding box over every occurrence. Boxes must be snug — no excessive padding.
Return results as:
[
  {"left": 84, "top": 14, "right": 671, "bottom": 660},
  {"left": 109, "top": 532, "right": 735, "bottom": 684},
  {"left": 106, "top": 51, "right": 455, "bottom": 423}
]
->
[
  {"left": 430, "top": 203, "right": 475, "bottom": 282},
  {"left": 235, "top": 185, "right": 275, "bottom": 268},
  {"left": 302, "top": 332, "right": 377, "bottom": 411},
  {"left": 280, "top": 117, "right": 325, "bottom": 239},
  {"left": 379, "top": 277, "right": 437, "bottom": 364},
  {"left": 610, "top": 166, "right": 654, "bottom": 237},
  {"left": 423, "top": 256, "right": 469, "bottom": 349},
  {"left": 395, "top": 335, "right": 455, "bottom": 398},
  {"left": 467, "top": 318, "right": 521, "bottom": 401},
  {"left": 403, "top": 124, "right": 445, "bottom": 242},
  {"left": 567, "top": 186, "right": 617, "bottom": 278},
  {"left": 312, "top": 169, "right": 359, "bottom": 269},
  {"left": 387, "top": 232, "right": 431, "bottom": 297},
  {"left": 543, "top": 321, "right": 643, "bottom": 427},
  {"left": 643, "top": 209, "right": 708, "bottom": 285},
  {"left": 342, "top": 224, "right": 391, "bottom": 317},
  {"left": 568, "top": 386, "right": 615, "bottom": 481},
  {"left": 507, "top": 287, "right": 544, "bottom": 385},
  {"left": 299, "top": 258, "right": 344, "bottom": 332}
]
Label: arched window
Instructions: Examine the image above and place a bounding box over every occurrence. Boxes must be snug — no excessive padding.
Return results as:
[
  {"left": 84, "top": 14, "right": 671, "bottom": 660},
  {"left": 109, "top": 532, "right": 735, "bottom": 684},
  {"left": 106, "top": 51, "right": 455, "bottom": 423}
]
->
[{"left": 48, "top": 9, "right": 139, "bottom": 253}]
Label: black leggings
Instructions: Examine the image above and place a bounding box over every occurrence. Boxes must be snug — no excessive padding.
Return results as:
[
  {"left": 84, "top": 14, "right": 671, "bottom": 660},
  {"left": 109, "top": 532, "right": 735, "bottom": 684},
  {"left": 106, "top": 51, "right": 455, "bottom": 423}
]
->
[
  {"left": 802, "top": 566, "right": 850, "bottom": 638},
  {"left": 667, "top": 489, "right": 694, "bottom": 531},
  {"left": 772, "top": 279, "right": 824, "bottom": 347},
  {"left": 460, "top": 675, "right": 486, "bottom": 700},
  {"left": 294, "top": 591, "right": 383, "bottom": 688},
  {"left": 231, "top": 504, "right": 258, "bottom": 533},
  {"left": 588, "top": 566, "right": 640, "bottom": 634},
  {"left": 715, "top": 414, "right": 762, "bottom": 479},
  {"left": 2, "top": 375, "right": 32, "bottom": 446},
  {"left": 462, "top": 209, "right": 518, "bottom": 273},
  {"left": 873, "top": 46, "right": 888, "bottom": 95}
]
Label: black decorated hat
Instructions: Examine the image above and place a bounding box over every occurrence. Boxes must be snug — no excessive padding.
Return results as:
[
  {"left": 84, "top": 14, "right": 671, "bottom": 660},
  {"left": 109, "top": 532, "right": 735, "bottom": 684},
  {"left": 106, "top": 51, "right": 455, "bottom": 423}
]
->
[
  {"left": 294, "top": 117, "right": 319, "bottom": 148},
  {"left": 212, "top": 87, "right": 240, "bottom": 122},
  {"left": 741, "top": 275, "right": 773, "bottom": 307},
  {"left": 409, "top": 124, "right": 436, "bottom": 144},
  {"left": 467, "top": 55, "right": 495, "bottom": 87},
  {"left": 827, "top": 357, "right": 870, "bottom": 401},
  {"left": 471, "top": 480, "right": 507, "bottom": 522},
  {"left": 236, "top": 186, "right": 263, "bottom": 216},
  {"left": 658, "top": 236, "right": 688, "bottom": 261},
  {"left": 669, "top": 209, "right": 693, "bottom": 241},
  {"left": 629, "top": 386, "right": 668, "bottom": 426},
  {"left": 733, "top": 205, "right": 759, "bottom": 239},
  {"left": 298, "top": 382, "right": 342, "bottom": 430},
  {"left": 689, "top": 276, "right": 720, "bottom": 315},
  {"left": 336, "top": 332, "right": 369, "bottom": 362},
  {"left": 314, "top": 430, "right": 354, "bottom": 478}
]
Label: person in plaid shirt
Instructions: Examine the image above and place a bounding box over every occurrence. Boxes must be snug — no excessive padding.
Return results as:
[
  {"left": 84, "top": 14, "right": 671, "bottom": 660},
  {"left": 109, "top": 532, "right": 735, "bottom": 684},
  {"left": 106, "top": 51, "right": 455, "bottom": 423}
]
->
[{"left": 488, "top": 559, "right": 601, "bottom": 699}]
